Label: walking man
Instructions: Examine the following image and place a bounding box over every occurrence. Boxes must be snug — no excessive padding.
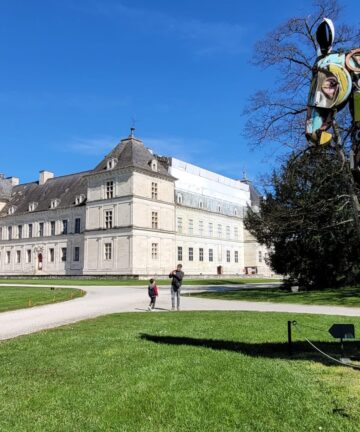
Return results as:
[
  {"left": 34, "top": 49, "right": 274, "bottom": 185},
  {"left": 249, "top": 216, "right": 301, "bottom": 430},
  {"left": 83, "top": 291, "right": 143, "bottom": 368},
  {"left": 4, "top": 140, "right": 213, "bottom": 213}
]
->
[{"left": 169, "top": 264, "right": 184, "bottom": 311}]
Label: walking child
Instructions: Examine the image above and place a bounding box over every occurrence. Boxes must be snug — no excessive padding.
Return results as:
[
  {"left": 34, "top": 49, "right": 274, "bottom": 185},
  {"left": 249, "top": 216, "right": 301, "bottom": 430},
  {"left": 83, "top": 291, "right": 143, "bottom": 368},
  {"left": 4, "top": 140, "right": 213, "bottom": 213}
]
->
[{"left": 147, "top": 278, "right": 158, "bottom": 311}]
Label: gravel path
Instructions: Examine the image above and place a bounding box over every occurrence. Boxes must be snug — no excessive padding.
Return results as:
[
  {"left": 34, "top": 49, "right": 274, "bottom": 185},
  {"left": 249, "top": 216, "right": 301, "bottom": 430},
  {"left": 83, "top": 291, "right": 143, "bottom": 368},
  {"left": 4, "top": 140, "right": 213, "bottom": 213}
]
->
[{"left": 1, "top": 284, "right": 360, "bottom": 341}]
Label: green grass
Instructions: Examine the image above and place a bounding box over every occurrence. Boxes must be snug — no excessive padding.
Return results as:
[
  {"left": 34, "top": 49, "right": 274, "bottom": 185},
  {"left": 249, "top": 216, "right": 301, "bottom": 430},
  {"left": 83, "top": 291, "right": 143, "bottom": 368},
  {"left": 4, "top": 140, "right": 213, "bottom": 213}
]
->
[
  {"left": 0, "top": 311, "right": 359, "bottom": 431},
  {"left": 0, "top": 277, "right": 279, "bottom": 286},
  {"left": 0, "top": 287, "right": 85, "bottom": 312},
  {"left": 193, "top": 286, "right": 360, "bottom": 307}
]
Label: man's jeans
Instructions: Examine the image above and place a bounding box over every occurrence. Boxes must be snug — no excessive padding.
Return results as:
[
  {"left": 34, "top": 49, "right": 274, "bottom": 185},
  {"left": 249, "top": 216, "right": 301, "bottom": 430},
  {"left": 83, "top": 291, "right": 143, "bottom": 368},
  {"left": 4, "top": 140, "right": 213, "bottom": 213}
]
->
[{"left": 171, "top": 286, "right": 181, "bottom": 309}]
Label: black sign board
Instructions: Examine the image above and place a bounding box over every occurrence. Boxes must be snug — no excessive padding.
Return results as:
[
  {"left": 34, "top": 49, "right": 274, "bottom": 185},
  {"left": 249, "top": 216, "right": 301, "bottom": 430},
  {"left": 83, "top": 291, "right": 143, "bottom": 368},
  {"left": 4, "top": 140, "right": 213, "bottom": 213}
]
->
[{"left": 329, "top": 324, "right": 355, "bottom": 339}]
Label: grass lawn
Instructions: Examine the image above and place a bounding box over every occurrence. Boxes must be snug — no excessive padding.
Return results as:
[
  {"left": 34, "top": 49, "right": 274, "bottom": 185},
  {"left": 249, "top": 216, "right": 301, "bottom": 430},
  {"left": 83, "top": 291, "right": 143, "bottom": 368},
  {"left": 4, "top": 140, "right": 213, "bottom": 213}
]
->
[
  {"left": 193, "top": 286, "right": 360, "bottom": 308},
  {"left": 0, "top": 277, "right": 279, "bottom": 286},
  {"left": 0, "top": 311, "right": 359, "bottom": 431},
  {"left": 0, "top": 287, "right": 84, "bottom": 312}
]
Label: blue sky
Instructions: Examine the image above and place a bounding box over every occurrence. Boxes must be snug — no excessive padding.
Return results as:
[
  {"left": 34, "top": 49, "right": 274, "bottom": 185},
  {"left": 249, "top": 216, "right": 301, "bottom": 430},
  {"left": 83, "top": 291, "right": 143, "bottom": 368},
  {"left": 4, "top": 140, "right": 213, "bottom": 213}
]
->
[{"left": 1, "top": 0, "right": 358, "bottom": 186}]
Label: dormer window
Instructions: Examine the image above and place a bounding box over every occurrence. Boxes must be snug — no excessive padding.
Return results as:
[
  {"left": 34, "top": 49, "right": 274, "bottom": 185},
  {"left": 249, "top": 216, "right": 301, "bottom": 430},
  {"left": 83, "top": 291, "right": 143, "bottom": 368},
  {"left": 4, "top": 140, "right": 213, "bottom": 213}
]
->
[
  {"left": 75, "top": 194, "right": 86, "bottom": 205},
  {"left": 217, "top": 205, "right": 221, "bottom": 213},
  {"left": 50, "top": 199, "right": 60, "bottom": 209},
  {"left": 107, "top": 158, "right": 117, "bottom": 170},
  {"left": 177, "top": 193, "right": 183, "bottom": 204},
  {"left": 234, "top": 208, "right": 238, "bottom": 216},
  {"left": 199, "top": 201, "right": 204, "bottom": 209},
  {"left": 150, "top": 159, "right": 158, "bottom": 172},
  {"left": 29, "top": 202, "right": 38, "bottom": 212},
  {"left": 8, "top": 206, "right": 16, "bottom": 215}
]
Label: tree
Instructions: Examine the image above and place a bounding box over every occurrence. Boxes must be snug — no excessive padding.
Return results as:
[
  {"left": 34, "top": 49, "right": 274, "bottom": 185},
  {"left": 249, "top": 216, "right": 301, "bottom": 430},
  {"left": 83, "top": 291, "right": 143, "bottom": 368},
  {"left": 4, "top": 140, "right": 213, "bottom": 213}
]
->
[
  {"left": 244, "top": 0, "right": 360, "bottom": 152},
  {"left": 245, "top": 146, "right": 360, "bottom": 289}
]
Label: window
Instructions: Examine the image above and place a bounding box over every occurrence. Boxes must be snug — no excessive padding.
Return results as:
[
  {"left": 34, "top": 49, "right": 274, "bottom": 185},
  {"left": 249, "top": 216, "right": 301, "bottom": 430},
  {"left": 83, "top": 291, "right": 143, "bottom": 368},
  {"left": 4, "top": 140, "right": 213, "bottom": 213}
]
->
[
  {"left": 177, "top": 193, "right": 183, "bottom": 204},
  {"left": 177, "top": 246, "right": 183, "bottom": 261},
  {"left": 188, "top": 219, "right": 193, "bottom": 235},
  {"left": 105, "top": 211, "right": 113, "bottom": 229},
  {"left": 151, "top": 182, "right": 158, "bottom": 200},
  {"left": 199, "top": 248, "right": 204, "bottom": 261},
  {"left": 62, "top": 220, "right": 68, "bottom": 235},
  {"left": 189, "top": 247, "right": 193, "bottom": 261},
  {"left": 226, "top": 250, "right": 231, "bottom": 262},
  {"left": 75, "top": 194, "right": 85, "bottom": 205},
  {"left": 50, "top": 199, "right": 60, "bottom": 209},
  {"left": 18, "top": 225, "right": 23, "bottom": 239},
  {"left": 49, "top": 248, "right": 55, "bottom": 263},
  {"left": 208, "top": 223, "right": 213, "bottom": 237},
  {"left": 105, "top": 243, "right": 112, "bottom": 261},
  {"left": 106, "top": 181, "right": 114, "bottom": 199},
  {"left": 234, "top": 208, "right": 238, "bottom": 216},
  {"left": 75, "top": 218, "right": 81, "bottom": 234},
  {"left": 107, "top": 158, "right": 117, "bottom": 170},
  {"left": 151, "top": 243, "right": 158, "bottom": 259},
  {"left": 209, "top": 248, "right": 213, "bottom": 262},
  {"left": 151, "top": 159, "right": 158, "bottom": 172},
  {"left": 226, "top": 226, "right": 230, "bottom": 239},
  {"left": 0, "top": 227, "right": 2, "bottom": 240},
  {"left": 26, "top": 249, "right": 32, "bottom": 263},
  {"left": 199, "top": 200, "right": 203, "bottom": 209},
  {"left": 74, "top": 247, "right": 80, "bottom": 262},
  {"left": 6, "top": 251, "right": 11, "bottom": 264},
  {"left": 217, "top": 205, "right": 221, "bottom": 213},
  {"left": 51, "top": 221, "right": 56, "bottom": 236},
  {"left": 217, "top": 224, "right": 222, "bottom": 238},
  {"left": 61, "top": 248, "right": 67, "bottom": 262},
  {"left": 258, "top": 251, "right": 263, "bottom": 263},
  {"left": 234, "top": 227, "right": 239, "bottom": 240},
  {"left": 8, "top": 226, "right": 12, "bottom": 240},
  {"left": 235, "top": 251, "right": 239, "bottom": 263},
  {"left": 16, "top": 250, "right": 21, "bottom": 264},
  {"left": 8, "top": 206, "right": 16, "bottom": 215},
  {"left": 28, "top": 223, "right": 33, "bottom": 238},
  {"left": 104, "top": 243, "right": 112, "bottom": 260},
  {"left": 199, "top": 220, "right": 204, "bottom": 236},
  {"left": 39, "top": 222, "right": 44, "bottom": 237},
  {"left": 177, "top": 217, "right": 183, "bottom": 233},
  {"left": 152, "top": 212, "right": 158, "bottom": 229},
  {"left": 29, "top": 202, "right": 38, "bottom": 212}
]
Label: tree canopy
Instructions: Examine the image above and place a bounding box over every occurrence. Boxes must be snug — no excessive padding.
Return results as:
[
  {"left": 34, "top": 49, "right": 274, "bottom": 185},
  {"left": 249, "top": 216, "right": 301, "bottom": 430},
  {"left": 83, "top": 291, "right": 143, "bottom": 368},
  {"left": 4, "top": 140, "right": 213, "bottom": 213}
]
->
[{"left": 245, "top": 146, "right": 360, "bottom": 289}]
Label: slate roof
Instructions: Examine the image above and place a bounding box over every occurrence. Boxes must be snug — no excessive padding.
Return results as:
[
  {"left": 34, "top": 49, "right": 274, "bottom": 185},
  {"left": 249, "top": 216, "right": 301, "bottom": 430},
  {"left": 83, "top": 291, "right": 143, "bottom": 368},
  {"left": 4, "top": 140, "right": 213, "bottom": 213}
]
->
[
  {"left": 0, "top": 135, "right": 173, "bottom": 218},
  {"left": 0, "top": 171, "right": 89, "bottom": 218},
  {"left": 94, "top": 136, "right": 172, "bottom": 178}
]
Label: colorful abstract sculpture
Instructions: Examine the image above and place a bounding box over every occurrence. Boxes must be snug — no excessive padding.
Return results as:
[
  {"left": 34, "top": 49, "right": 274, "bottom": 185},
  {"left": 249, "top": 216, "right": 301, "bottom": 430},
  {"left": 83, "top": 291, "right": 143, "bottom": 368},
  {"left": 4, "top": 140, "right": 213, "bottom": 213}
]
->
[{"left": 306, "top": 18, "right": 360, "bottom": 168}]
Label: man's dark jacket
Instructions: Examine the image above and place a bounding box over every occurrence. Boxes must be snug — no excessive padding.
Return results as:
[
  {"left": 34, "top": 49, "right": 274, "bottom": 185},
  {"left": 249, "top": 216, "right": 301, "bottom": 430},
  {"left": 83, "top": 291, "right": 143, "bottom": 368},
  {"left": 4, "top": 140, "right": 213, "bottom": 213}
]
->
[{"left": 169, "top": 270, "right": 184, "bottom": 291}]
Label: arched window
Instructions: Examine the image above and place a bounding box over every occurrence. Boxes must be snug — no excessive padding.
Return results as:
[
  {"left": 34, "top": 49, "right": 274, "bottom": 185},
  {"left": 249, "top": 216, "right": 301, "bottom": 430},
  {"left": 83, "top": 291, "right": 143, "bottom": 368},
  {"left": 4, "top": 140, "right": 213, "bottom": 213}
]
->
[
  {"left": 50, "top": 199, "right": 60, "bottom": 209},
  {"left": 150, "top": 159, "right": 158, "bottom": 172},
  {"left": 107, "top": 158, "right": 117, "bottom": 170},
  {"left": 8, "top": 206, "right": 16, "bottom": 215}
]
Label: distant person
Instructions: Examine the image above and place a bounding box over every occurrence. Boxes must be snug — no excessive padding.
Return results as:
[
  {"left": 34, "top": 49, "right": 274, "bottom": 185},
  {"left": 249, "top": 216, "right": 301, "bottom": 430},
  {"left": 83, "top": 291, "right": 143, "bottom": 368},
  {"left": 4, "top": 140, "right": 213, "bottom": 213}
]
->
[
  {"left": 169, "top": 264, "right": 184, "bottom": 311},
  {"left": 147, "top": 278, "right": 158, "bottom": 311}
]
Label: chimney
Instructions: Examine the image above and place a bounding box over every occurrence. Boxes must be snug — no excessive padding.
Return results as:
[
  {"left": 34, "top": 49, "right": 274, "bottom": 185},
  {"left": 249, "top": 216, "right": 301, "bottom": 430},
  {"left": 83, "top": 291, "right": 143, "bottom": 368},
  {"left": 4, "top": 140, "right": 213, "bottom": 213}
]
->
[
  {"left": 39, "top": 170, "right": 54, "bottom": 185},
  {"left": 7, "top": 176, "right": 20, "bottom": 186}
]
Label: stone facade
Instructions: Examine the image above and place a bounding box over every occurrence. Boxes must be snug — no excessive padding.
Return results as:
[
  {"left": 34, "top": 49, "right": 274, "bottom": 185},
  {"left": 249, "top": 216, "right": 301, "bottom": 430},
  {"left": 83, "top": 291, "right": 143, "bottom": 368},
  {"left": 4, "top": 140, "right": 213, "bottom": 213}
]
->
[{"left": 0, "top": 135, "right": 273, "bottom": 277}]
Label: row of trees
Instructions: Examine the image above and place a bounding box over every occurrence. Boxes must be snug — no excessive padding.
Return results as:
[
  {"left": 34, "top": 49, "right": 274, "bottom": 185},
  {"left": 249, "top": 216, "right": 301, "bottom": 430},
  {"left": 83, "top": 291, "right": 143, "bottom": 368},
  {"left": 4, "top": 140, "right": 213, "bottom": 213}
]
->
[{"left": 244, "top": 0, "right": 360, "bottom": 289}]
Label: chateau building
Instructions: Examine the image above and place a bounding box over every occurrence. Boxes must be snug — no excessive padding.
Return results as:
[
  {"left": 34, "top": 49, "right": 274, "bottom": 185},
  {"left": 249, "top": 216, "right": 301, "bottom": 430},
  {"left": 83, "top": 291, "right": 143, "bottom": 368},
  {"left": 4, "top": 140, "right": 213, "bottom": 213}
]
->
[{"left": 0, "top": 134, "right": 271, "bottom": 277}]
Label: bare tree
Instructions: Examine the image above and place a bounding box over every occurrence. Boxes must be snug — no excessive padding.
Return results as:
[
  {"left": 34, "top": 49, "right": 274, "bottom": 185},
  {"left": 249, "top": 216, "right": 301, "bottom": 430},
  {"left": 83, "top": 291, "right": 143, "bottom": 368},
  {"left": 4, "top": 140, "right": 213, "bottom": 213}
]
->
[{"left": 244, "top": 0, "right": 360, "bottom": 151}]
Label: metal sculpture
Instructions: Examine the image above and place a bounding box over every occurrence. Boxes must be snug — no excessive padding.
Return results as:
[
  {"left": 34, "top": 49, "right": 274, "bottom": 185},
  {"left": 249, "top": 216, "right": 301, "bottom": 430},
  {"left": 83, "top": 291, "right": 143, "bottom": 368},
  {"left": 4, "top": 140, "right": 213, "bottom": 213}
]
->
[{"left": 306, "top": 18, "right": 360, "bottom": 170}]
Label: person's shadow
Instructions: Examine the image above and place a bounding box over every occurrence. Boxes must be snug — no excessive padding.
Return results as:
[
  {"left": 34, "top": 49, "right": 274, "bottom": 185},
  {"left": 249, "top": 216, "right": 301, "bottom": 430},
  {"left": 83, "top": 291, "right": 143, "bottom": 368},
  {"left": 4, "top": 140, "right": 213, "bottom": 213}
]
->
[{"left": 140, "top": 333, "right": 360, "bottom": 368}]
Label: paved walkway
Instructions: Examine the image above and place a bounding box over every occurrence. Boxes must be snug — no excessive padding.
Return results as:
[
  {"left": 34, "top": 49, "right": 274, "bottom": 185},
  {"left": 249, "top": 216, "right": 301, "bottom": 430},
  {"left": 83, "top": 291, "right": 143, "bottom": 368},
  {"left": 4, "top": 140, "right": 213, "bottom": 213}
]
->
[{"left": 1, "top": 284, "right": 360, "bottom": 341}]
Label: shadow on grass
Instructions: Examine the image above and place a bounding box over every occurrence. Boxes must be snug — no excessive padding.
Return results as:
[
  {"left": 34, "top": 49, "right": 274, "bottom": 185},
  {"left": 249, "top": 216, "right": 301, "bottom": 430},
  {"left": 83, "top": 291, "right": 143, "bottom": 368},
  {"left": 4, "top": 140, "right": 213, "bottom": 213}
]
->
[{"left": 140, "top": 333, "right": 360, "bottom": 367}]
